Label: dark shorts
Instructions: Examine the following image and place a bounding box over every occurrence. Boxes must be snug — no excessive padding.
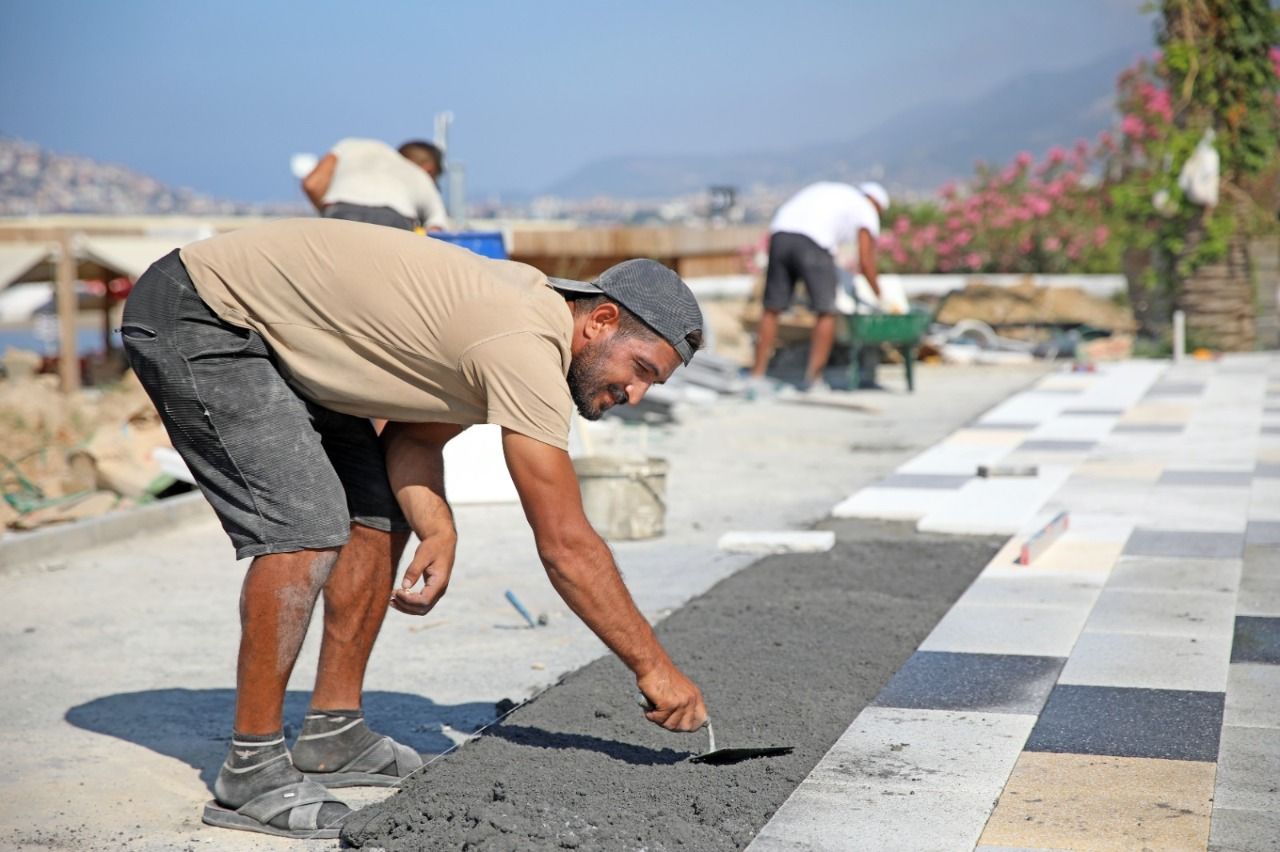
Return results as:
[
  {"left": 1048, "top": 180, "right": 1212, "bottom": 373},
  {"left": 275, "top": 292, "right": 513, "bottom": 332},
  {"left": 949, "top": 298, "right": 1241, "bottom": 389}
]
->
[
  {"left": 322, "top": 202, "right": 416, "bottom": 231},
  {"left": 762, "top": 231, "right": 838, "bottom": 314},
  {"left": 121, "top": 250, "right": 408, "bottom": 560}
]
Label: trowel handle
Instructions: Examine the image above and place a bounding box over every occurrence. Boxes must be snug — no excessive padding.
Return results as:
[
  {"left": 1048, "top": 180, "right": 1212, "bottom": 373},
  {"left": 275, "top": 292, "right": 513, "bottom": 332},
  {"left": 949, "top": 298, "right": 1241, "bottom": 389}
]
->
[{"left": 634, "top": 692, "right": 714, "bottom": 749}]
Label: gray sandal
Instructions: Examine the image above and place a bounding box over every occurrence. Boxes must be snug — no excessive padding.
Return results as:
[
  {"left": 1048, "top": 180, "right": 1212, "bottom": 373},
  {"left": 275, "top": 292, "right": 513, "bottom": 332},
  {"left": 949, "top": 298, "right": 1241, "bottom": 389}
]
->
[
  {"left": 302, "top": 735, "right": 422, "bottom": 788},
  {"left": 201, "top": 778, "right": 348, "bottom": 839}
]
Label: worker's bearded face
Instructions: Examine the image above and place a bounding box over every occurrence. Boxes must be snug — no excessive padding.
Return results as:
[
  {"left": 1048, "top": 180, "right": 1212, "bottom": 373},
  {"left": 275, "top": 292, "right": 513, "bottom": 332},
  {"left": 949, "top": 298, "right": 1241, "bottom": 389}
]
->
[{"left": 567, "top": 337, "right": 630, "bottom": 421}]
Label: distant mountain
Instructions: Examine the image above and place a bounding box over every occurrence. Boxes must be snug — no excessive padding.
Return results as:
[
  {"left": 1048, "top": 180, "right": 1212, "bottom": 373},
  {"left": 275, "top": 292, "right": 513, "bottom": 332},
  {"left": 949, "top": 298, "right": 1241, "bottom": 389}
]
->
[
  {"left": 0, "top": 137, "right": 306, "bottom": 216},
  {"left": 542, "top": 46, "right": 1141, "bottom": 199}
]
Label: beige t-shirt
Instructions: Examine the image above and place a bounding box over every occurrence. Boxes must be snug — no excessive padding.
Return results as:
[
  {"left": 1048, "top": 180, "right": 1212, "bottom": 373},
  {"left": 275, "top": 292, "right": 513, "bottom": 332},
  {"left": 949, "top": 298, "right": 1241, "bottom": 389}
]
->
[
  {"left": 323, "top": 138, "right": 448, "bottom": 229},
  {"left": 180, "top": 219, "right": 574, "bottom": 449}
]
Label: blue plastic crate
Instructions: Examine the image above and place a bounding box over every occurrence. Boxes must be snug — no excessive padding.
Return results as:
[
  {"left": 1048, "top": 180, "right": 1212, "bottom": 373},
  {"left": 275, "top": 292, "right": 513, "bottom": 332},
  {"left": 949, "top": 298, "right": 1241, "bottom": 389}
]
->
[{"left": 429, "top": 230, "right": 507, "bottom": 259}]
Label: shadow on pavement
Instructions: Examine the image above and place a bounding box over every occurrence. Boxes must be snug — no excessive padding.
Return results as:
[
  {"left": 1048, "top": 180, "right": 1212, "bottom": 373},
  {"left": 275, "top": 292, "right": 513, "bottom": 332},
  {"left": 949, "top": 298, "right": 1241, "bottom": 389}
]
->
[
  {"left": 484, "top": 723, "right": 690, "bottom": 766},
  {"left": 66, "top": 688, "right": 494, "bottom": 790}
]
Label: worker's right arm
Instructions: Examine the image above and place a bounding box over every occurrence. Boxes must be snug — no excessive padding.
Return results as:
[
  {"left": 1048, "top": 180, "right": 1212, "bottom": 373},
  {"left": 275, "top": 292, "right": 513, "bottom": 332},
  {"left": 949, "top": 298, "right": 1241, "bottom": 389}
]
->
[
  {"left": 382, "top": 421, "right": 466, "bottom": 616},
  {"left": 301, "top": 153, "right": 338, "bottom": 213},
  {"left": 502, "top": 428, "right": 707, "bottom": 732}
]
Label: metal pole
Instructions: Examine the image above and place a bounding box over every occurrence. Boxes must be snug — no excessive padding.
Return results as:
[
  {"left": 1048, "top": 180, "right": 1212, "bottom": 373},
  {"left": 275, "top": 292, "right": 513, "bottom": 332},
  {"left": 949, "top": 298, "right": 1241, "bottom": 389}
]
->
[
  {"left": 55, "top": 232, "right": 81, "bottom": 392},
  {"left": 1172, "top": 310, "right": 1186, "bottom": 362}
]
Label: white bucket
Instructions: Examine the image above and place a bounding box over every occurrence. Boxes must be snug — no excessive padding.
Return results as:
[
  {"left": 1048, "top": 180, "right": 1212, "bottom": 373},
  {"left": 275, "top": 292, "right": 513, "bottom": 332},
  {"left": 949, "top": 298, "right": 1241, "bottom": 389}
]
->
[{"left": 572, "top": 455, "right": 668, "bottom": 540}]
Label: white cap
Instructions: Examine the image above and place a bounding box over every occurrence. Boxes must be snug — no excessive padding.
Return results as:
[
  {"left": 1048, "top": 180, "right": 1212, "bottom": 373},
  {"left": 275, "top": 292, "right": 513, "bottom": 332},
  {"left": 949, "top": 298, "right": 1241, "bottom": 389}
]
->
[{"left": 858, "top": 181, "right": 890, "bottom": 211}]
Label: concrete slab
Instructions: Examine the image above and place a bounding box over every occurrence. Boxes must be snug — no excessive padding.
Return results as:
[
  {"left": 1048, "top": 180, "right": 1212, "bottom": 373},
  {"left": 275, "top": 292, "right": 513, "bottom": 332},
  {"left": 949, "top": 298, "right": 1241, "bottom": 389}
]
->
[
  {"left": 1223, "top": 663, "right": 1280, "bottom": 729},
  {"left": 919, "top": 601, "right": 1090, "bottom": 657},
  {"left": 1025, "top": 684, "right": 1224, "bottom": 761},
  {"left": 1213, "top": 724, "right": 1280, "bottom": 812},
  {"left": 748, "top": 708, "right": 1034, "bottom": 852},
  {"left": 1082, "top": 587, "right": 1237, "bottom": 639},
  {"left": 915, "top": 466, "right": 1073, "bottom": 536},
  {"left": 1058, "top": 631, "right": 1231, "bottom": 692},
  {"left": 1106, "top": 556, "right": 1241, "bottom": 596}
]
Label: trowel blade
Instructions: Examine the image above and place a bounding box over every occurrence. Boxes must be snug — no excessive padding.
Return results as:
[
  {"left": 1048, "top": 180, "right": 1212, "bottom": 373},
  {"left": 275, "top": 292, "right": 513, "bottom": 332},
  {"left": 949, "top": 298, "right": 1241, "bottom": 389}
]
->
[{"left": 689, "top": 745, "right": 794, "bottom": 765}]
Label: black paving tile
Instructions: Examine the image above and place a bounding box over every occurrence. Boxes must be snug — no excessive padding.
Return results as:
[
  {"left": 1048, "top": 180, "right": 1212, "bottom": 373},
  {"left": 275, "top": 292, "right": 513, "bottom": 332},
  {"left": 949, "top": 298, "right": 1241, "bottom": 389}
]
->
[
  {"left": 1112, "top": 424, "right": 1185, "bottom": 434},
  {"left": 1255, "top": 462, "right": 1280, "bottom": 478},
  {"left": 1019, "top": 439, "right": 1097, "bottom": 452},
  {"left": 1025, "top": 684, "right": 1223, "bottom": 761},
  {"left": 1231, "top": 616, "right": 1280, "bottom": 664},
  {"left": 872, "top": 651, "right": 1065, "bottom": 714},
  {"left": 1247, "top": 521, "right": 1280, "bottom": 547},
  {"left": 1158, "top": 470, "right": 1254, "bottom": 487},
  {"left": 876, "top": 473, "right": 972, "bottom": 490}
]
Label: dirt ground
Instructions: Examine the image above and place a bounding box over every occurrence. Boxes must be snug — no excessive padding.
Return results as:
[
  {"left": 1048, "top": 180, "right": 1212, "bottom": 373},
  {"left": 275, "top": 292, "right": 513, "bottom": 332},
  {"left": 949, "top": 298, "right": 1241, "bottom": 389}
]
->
[{"left": 340, "top": 520, "right": 1003, "bottom": 852}]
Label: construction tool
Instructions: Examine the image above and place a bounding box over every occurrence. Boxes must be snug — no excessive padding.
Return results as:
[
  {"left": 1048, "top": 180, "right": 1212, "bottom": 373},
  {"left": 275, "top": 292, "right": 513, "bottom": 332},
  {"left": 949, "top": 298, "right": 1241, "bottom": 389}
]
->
[
  {"left": 637, "top": 694, "right": 793, "bottom": 764},
  {"left": 1017, "top": 511, "right": 1070, "bottom": 565},
  {"left": 503, "top": 589, "right": 546, "bottom": 628}
]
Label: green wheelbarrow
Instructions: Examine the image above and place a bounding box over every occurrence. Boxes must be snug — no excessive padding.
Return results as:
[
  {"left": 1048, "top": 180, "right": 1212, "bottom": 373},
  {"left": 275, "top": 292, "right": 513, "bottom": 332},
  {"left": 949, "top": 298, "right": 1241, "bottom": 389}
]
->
[{"left": 847, "top": 308, "right": 933, "bottom": 392}]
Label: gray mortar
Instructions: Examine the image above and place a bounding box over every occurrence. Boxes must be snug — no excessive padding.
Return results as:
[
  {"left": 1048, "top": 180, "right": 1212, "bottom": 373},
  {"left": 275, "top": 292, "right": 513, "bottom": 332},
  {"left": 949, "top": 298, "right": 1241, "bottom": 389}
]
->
[{"left": 341, "top": 520, "right": 1003, "bottom": 851}]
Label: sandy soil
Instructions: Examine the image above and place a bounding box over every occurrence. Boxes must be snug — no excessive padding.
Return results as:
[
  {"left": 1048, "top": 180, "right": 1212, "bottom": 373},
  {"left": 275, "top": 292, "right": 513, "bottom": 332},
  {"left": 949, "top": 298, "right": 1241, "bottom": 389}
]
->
[{"left": 341, "top": 520, "right": 1003, "bottom": 851}]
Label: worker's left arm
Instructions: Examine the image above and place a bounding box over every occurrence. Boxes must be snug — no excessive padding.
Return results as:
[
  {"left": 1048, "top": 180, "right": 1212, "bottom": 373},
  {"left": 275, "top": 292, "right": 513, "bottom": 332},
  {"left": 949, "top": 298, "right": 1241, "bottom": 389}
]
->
[
  {"left": 858, "top": 227, "right": 882, "bottom": 298},
  {"left": 381, "top": 421, "right": 466, "bottom": 616}
]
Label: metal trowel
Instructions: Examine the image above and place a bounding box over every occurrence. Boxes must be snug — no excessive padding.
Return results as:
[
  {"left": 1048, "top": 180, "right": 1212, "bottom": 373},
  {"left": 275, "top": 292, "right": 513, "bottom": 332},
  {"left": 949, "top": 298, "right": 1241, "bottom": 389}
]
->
[
  {"left": 688, "top": 719, "right": 794, "bottom": 765},
  {"left": 637, "top": 694, "right": 794, "bottom": 765}
]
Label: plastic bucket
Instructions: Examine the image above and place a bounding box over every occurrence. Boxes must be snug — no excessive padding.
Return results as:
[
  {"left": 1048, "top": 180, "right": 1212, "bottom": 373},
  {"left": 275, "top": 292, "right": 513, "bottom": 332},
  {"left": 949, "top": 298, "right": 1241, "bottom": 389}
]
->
[{"left": 572, "top": 456, "right": 668, "bottom": 540}]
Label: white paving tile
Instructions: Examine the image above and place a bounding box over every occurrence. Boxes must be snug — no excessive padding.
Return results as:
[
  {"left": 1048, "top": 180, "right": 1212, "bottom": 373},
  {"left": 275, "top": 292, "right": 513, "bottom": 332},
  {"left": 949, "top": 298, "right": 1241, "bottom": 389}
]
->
[
  {"left": 978, "top": 392, "right": 1079, "bottom": 427},
  {"left": 1028, "top": 414, "right": 1117, "bottom": 441},
  {"left": 896, "top": 442, "right": 1014, "bottom": 476},
  {"left": 919, "top": 601, "right": 1091, "bottom": 657},
  {"left": 1106, "top": 556, "right": 1241, "bottom": 595},
  {"left": 1138, "top": 486, "right": 1251, "bottom": 532},
  {"left": 1224, "top": 663, "right": 1280, "bottom": 729},
  {"left": 1082, "top": 587, "right": 1237, "bottom": 639},
  {"left": 747, "top": 708, "right": 1035, "bottom": 852},
  {"left": 916, "top": 466, "right": 1073, "bottom": 536},
  {"left": 957, "top": 572, "right": 1105, "bottom": 610},
  {"left": 830, "top": 487, "right": 954, "bottom": 521},
  {"left": 1058, "top": 631, "right": 1232, "bottom": 692}
]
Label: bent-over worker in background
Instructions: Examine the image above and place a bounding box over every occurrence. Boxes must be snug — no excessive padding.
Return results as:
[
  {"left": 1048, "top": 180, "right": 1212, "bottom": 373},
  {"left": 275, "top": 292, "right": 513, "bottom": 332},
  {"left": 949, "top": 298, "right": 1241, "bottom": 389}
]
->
[
  {"left": 301, "top": 137, "right": 448, "bottom": 232},
  {"left": 748, "top": 181, "right": 890, "bottom": 392},
  {"left": 121, "top": 219, "right": 707, "bottom": 839}
]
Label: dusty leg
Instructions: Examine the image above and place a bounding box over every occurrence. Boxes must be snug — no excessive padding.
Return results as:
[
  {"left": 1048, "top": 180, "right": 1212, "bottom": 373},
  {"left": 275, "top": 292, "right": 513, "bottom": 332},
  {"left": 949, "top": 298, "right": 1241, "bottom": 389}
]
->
[
  {"left": 233, "top": 548, "right": 338, "bottom": 734},
  {"left": 310, "top": 524, "right": 410, "bottom": 711}
]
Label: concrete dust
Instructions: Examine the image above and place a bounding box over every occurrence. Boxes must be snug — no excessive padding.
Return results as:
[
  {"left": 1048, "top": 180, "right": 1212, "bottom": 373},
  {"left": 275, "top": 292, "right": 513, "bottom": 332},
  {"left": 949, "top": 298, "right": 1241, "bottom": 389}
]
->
[{"left": 342, "top": 520, "right": 1002, "bottom": 851}]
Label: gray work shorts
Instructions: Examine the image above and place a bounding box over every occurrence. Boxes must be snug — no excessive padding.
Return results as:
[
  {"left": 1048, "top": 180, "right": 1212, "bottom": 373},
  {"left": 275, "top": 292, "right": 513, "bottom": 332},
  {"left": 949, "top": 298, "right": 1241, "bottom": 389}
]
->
[
  {"left": 762, "top": 231, "right": 839, "bottom": 314},
  {"left": 322, "top": 202, "right": 417, "bottom": 231},
  {"left": 121, "top": 250, "right": 408, "bottom": 560}
]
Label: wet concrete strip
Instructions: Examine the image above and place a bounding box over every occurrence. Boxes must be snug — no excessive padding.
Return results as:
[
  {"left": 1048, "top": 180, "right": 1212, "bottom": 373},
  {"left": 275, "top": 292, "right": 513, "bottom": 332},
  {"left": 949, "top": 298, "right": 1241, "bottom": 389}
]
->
[{"left": 342, "top": 519, "right": 1004, "bottom": 851}]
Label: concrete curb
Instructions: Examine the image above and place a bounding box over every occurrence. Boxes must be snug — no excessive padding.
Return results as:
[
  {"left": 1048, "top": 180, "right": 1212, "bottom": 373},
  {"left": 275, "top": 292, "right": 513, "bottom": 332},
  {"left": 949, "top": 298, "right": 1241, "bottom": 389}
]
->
[{"left": 0, "top": 492, "right": 214, "bottom": 573}]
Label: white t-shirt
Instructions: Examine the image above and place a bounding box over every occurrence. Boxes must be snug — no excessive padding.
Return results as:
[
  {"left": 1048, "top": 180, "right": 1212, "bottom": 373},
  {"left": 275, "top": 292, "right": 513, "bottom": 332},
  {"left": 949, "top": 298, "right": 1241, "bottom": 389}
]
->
[
  {"left": 323, "top": 138, "right": 448, "bottom": 228},
  {"left": 769, "top": 182, "right": 880, "bottom": 253}
]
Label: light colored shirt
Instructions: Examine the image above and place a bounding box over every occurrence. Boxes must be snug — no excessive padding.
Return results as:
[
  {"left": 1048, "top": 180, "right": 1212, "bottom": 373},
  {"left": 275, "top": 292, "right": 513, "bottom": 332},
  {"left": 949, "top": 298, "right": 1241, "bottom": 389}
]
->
[
  {"left": 181, "top": 219, "right": 574, "bottom": 449},
  {"left": 769, "top": 182, "right": 880, "bottom": 253},
  {"left": 323, "top": 138, "right": 448, "bottom": 229}
]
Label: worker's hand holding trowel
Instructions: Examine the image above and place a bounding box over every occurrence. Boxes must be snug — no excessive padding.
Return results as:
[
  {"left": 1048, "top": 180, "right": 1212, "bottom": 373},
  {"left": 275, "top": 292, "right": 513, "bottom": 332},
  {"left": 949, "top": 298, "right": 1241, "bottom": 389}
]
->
[{"left": 637, "top": 663, "right": 708, "bottom": 732}]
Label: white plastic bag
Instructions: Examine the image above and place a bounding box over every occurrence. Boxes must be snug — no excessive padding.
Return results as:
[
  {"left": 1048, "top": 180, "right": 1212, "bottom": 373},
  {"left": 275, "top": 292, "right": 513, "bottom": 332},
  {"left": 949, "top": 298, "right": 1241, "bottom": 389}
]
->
[{"left": 1178, "top": 128, "right": 1219, "bottom": 207}]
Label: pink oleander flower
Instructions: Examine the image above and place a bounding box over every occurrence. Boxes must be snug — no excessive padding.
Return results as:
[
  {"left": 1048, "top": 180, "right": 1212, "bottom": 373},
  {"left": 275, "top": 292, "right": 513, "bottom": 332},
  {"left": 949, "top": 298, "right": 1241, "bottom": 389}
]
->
[
  {"left": 1045, "top": 180, "right": 1065, "bottom": 200},
  {"left": 1044, "top": 236, "right": 1062, "bottom": 252},
  {"left": 1093, "top": 225, "right": 1109, "bottom": 246},
  {"left": 954, "top": 230, "right": 973, "bottom": 247},
  {"left": 939, "top": 181, "right": 958, "bottom": 199},
  {"left": 1015, "top": 151, "right": 1034, "bottom": 169},
  {"left": 1066, "top": 243, "right": 1081, "bottom": 260},
  {"left": 1121, "top": 114, "right": 1146, "bottom": 137},
  {"left": 1046, "top": 146, "right": 1067, "bottom": 165},
  {"left": 1098, "top": 130, "right": 1116, "bottom": 151},
  {"left": 1026, "top": 196, "right": 1052, "bottom": 217},
  {"left": 963, "top": 252, "right": 983, "bottom": 270},
  {"left": 893, "top": 216, "right": 911, "bottom": 235},
  {"left": 891, "top": 247, "right": 908, "bottom": 265}
]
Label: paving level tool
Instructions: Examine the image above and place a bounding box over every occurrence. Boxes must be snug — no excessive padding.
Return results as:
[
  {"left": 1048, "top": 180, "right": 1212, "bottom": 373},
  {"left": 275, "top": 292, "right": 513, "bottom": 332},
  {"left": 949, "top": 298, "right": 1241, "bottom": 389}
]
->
[
  {"left": 1017, "top": 511, "right": 1070, "bottom": 565},
  {"left": 977, "top": 463, "right": 1039, "bottom": 478},
  {"left": 637, "top": 694, "right": 793, "bottom": 765}
]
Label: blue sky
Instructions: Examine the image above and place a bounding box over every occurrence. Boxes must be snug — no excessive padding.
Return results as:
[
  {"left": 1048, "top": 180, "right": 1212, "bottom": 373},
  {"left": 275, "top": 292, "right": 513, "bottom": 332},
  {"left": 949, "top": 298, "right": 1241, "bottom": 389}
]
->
[{"left": 0, "top": 1, "right": 1153, "bottom": 202}]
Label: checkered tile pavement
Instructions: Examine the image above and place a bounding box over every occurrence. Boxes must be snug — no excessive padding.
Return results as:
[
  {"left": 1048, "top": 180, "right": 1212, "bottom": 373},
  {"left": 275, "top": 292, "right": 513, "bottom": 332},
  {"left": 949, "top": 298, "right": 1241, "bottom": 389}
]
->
[{"left": 750, "top": 355, "right": 1280, "bottom": 852}]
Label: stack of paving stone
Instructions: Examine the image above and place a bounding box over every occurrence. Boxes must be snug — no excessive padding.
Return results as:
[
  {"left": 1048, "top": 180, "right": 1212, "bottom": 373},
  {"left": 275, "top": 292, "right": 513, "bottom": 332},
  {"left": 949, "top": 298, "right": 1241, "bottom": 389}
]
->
[{"left": 749, "top": 354, "right": 1280, "bottom": 851}]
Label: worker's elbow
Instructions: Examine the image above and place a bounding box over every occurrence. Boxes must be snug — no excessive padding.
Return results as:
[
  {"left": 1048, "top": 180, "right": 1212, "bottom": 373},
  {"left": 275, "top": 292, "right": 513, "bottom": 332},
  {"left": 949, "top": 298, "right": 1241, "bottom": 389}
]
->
[{"left": 535, "top": 525, "right": 603, "bottom": 579}]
